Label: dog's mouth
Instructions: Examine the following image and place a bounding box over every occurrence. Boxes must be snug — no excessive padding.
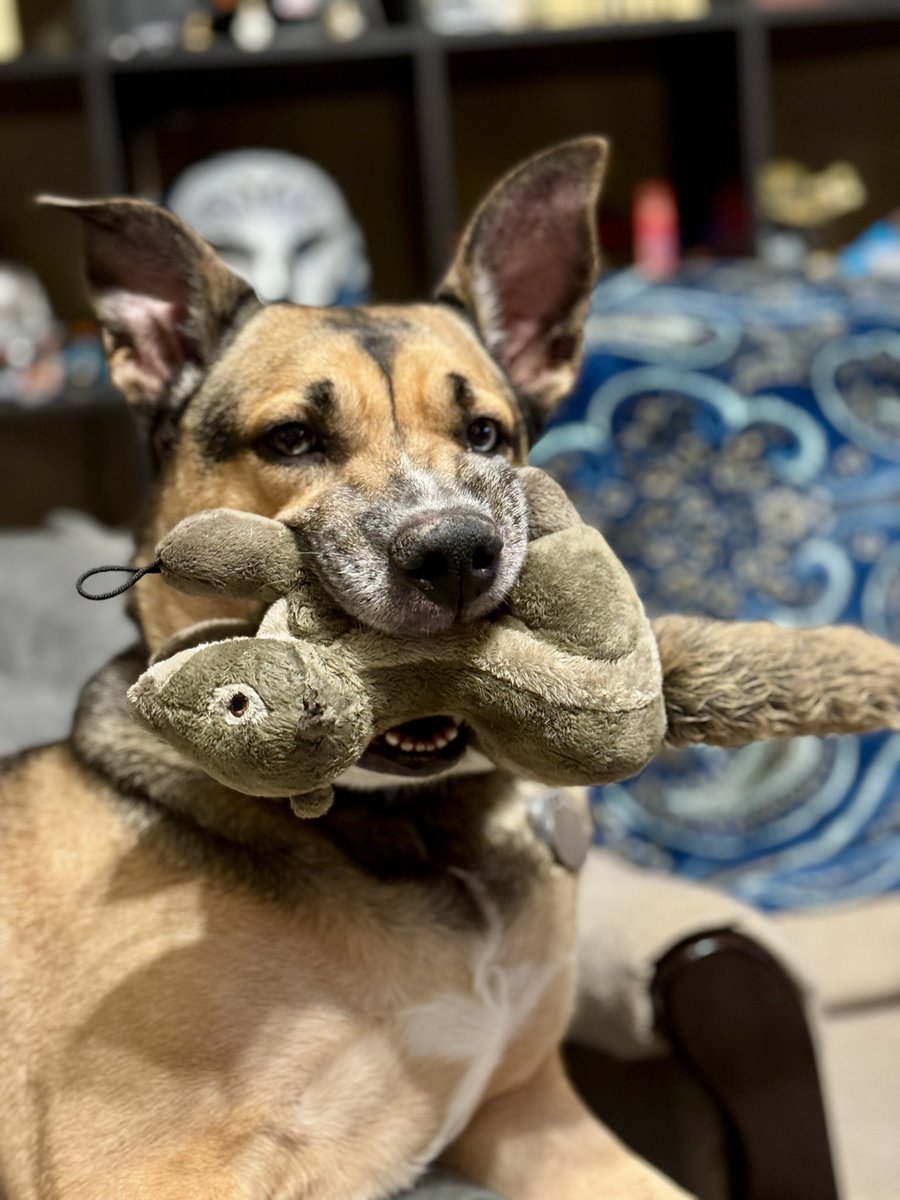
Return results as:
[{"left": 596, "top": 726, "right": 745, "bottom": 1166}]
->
[{"left": 357, "top": 715, "right": 468, "bottom": 777}]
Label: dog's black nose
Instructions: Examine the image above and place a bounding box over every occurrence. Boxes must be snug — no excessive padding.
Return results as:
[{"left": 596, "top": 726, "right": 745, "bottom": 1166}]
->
[{"left": 390, "top": 511, "right": 503, "bottom": 616}]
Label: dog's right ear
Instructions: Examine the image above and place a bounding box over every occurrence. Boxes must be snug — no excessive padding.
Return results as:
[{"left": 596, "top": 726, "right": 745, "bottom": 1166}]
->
[{"left": 38, "top": 196, "right": 256, "bottom": 423}]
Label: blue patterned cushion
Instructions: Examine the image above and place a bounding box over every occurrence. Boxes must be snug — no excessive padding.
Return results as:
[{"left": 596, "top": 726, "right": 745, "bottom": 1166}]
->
[{"left": 533, "top": 262, "right": 900, "bottom": 910}]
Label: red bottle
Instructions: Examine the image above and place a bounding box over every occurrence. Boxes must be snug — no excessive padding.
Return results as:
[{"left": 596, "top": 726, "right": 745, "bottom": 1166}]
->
[{"left": 633, "top": 180, "right": 680, "bottom": 280}]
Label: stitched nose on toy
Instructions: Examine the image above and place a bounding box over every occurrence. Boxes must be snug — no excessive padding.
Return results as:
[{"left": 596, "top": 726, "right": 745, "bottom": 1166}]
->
[{"left": 390, "top": 510, "right": 503, "bottom": 616}]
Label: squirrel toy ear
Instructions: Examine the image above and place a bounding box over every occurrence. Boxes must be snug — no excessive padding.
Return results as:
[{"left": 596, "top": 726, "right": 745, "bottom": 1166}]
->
[
  {"left": 156, "top": 509, "right": 307, "bottom": 602},
  {"left": 654, "top": 615, "right": 900, "bottom": 748},
  {"left": 148, "top": 618, "right": 259, "bottom": 666}
]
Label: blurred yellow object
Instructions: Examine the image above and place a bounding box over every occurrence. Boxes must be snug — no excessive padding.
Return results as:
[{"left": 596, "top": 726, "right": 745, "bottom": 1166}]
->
[
  {"left": 536, "top": 0, "right": 707, "bottom": 23},
  {"left": 534, "top": 0, "right": 709, "bottom": 26},
  {"left": 0, "top": 0, "right": 22, "bottom": 61},
  {"left": 758, "top": 159, "right": 867, "bottom": 229}
]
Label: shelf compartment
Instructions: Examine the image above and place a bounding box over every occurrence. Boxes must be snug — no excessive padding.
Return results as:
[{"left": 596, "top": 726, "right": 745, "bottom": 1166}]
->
[
  {"left": 113, "top": 54, "right": 426, "bottom": 300},
  {"left": 449, "top": 30, "right": 746, "bottom": 263},
  {"left": 770, "top": 18, "right": 900, "bottom": 250}
]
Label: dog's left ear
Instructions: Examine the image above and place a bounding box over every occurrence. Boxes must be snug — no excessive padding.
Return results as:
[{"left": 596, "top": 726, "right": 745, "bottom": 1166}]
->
[
  {"left": 438, "top": 137, "right": 608, "bottom": 435},
  {"left": 38, "top": 196, "right": 255, "bottom": 426}
]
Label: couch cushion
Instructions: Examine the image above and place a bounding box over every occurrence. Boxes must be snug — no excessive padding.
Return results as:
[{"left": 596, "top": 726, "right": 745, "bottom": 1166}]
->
[
  {"left": 774, "top": 892, "right": 900, "bottom": 1011},
  {"left": 817, "top": 1002, "right": 900, "bottom": 1200}
]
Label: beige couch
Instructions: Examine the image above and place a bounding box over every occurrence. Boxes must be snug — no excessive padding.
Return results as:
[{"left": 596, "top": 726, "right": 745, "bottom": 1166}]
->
[{"left": 571, "top": 848, "right": 900, "bottom": 1200}]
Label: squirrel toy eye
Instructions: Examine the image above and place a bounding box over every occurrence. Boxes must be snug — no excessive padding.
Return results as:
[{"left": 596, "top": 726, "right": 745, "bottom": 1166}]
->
[
  {"left": 466, "top": 417, "right": 501, "bottom": 454},
  {"left": 212, "top": 684, "right": 268, "bottom": 725},
  {"left": 259, "top": 422, "right": 318, "bottom": 459}
]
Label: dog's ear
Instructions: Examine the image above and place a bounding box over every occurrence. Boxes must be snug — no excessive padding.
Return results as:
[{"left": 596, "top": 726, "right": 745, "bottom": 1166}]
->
[
  {"left": 39, "top": 196, "right": 256, "bottom": 423},
  {"left": 654, "top": 615, "right": 900, "bottom": 748},
  {"left": 437, "top": 137, "right": 607, "bottom": 436}
]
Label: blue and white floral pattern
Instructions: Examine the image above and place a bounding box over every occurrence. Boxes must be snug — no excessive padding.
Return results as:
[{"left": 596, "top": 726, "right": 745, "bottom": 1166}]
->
[{"left": 534, "top": 263, "right": 900, "bottom": 910}]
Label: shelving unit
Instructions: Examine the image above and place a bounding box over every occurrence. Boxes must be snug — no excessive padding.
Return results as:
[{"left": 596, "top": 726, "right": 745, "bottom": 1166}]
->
[{"left": 1, "top": 0, "right": 899, "bottom": 311}]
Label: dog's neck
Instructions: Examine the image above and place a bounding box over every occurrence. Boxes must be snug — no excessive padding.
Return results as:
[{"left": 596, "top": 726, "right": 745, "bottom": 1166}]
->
[{"left": 70, "top": 647, "right": 522, "bottom": 893}]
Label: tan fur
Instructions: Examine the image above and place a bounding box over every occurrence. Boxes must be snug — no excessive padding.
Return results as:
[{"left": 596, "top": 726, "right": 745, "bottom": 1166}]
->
[
  {"left": 0, "top": 744, "right": 688, "bottom": 1199},
  {"left": 2, "top": 141, "right": 693, "bottom": 1200}
]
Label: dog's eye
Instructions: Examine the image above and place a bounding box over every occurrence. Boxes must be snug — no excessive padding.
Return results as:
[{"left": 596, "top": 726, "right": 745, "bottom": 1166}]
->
[
  {"left": 466, "top": 417, "right": 502, "bottom": 454},
  {"left": 258, "top": 423, "right": 318, "bottom": 459}
]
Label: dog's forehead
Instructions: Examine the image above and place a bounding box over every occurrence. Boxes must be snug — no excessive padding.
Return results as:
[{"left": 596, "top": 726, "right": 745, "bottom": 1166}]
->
[{"left": 209, "top": 301, "right": 509, "bottom": 415}]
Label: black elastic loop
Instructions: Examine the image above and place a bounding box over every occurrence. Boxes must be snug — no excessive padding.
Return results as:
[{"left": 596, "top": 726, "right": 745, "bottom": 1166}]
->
[{"left": 76, "top": 559, "right": 162, "bottom": 601}]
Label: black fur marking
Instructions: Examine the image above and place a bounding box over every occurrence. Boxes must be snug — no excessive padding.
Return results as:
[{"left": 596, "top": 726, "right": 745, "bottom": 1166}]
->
[
  {"left": 433, "top": 286, "right": 469, "bottom": 317},
  {"left": 449, "top": 372, "right": 474, "bottom": 413},
  {"left": 193, "top": 383, "right": 246, "bottom": 464},
  {"left": 516, "top": 393, "right": 545, "bottom": 447},
  {"left": 306, "top": 378, "right": 335, "bottom": 416},
  {"left": 318, "top": 776, "right": 536, "bottom": 924},
  {"left": 322, "top": 310, "right": 408, "bottom": 434},
  {"left": 358, "top": 330, "right": 401, "bottom": 433},
  {"left": 435, "top": 300, "right": 538, "bottom": 453}
]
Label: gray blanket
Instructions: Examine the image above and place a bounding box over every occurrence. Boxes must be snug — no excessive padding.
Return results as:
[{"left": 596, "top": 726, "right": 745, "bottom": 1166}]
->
[{"left": 0, "top": 510, "right": 135, "bottom": 756}]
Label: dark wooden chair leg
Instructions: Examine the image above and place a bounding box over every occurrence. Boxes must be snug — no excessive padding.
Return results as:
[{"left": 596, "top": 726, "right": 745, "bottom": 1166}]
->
[{"left": 652, "top": 929, "right": 840, "bottom": 1200}]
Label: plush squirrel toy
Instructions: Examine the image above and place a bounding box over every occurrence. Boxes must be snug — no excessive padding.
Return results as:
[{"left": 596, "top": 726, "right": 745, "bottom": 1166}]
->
[{"left": 123, "top": 469, "right": 900, "bottom": 817}]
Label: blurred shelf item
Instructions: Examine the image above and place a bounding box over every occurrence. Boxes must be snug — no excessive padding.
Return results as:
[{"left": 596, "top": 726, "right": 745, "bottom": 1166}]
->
[
  {"left": 0, "top": 0, "right": 899, "bottom": 306},
  {"left": 0, "top": 0, "right": 22, "bottom": 62}
]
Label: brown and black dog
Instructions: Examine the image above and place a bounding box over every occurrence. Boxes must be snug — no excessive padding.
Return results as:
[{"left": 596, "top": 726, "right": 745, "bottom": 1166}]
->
[{"left": 0, "top": 140, "right": 693, "bottom": 1199}]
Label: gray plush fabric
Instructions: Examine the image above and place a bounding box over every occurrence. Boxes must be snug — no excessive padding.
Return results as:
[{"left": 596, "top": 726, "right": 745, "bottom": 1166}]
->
[
  {"left": 396, "top": 1170, "right": 504, "bottom": 1199},
  {"left": 0, "top": 511, "right": 136, "bottom": 756}
]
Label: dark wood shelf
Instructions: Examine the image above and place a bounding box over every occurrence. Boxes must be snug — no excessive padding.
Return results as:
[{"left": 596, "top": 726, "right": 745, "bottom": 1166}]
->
[
  {"left": 0, "top": 386, "right": 120, "bottom": 418},
  {"left": 753, "top": 0, "right": 900, "bottom": 28},
  {"left": 100, "top": 25, "right": 426, "bottom": 73},
  {"left": 435, "top": 11, "right": 741, "bottom": 51},
  {"left": 0, "top": 52, "right": 87, "bottom": 81},
  {"left": 2, "top": 2, "right": 899, "bottom": 85},
  {"left": 0, "top": 0, "right": 898, "bottom": 306}
]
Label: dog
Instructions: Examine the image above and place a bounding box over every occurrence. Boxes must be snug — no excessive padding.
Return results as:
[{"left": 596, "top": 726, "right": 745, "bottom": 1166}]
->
[{"left": 0, "top": 138, "right": 691, "bottom": 1199}]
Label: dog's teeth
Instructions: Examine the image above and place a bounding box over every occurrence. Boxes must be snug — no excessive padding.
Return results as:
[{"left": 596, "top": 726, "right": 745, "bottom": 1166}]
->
[{"left": 383, "top": 720, "right": 461, "bottom": 755}]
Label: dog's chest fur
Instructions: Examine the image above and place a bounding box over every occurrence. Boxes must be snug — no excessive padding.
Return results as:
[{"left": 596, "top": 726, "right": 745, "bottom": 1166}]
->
[{"left": 0, "top": 657, "right": 579, "bottom": 1199}]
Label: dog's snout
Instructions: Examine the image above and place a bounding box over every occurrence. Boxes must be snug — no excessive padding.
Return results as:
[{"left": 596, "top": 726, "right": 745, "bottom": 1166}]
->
[{"left": 390, "top": 511, "right": 503, "bottom": 616}]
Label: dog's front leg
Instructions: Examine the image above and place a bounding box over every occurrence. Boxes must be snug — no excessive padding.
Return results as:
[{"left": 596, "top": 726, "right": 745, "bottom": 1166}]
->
[{"left": 438, "top": 1053, "right": 693, "bottom": 1200}]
